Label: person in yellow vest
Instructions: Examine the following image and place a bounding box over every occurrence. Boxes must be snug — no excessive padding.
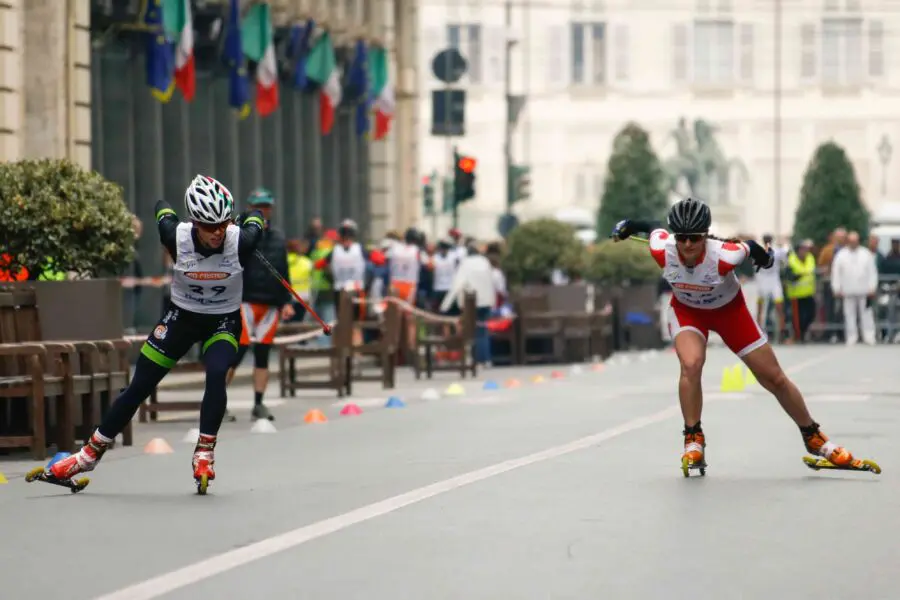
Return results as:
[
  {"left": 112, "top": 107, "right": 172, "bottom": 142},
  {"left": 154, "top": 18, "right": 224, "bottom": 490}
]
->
[
  {"left": 785, "top": 239, "right": 817, "bottom": 344},
  {"left": 286, "top": 238, "right": 312, "bottom": 322}
]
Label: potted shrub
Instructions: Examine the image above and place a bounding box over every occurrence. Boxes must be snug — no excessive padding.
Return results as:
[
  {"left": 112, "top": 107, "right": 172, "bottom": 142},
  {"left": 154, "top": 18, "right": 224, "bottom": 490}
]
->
[
  {"left": 0, "top": 159, "right": 135, "bottom": 340},
  {"left": 501, "top": 218, "right": 585, "bottom": 289}
]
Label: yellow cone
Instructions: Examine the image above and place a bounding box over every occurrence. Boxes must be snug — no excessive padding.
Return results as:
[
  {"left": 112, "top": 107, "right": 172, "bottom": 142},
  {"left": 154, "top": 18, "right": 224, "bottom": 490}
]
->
[
  {"left": 445, "top": 383, "right": 464, "bottom": 396},
  {"left": 720, "top": 365, "right": 745, "bottom": 392},
  {"left": 0, "top": 472, "right": 7, "bottom": 484},
  {"left": 744, "top": 366, "right": 757, "bottom": 386}
]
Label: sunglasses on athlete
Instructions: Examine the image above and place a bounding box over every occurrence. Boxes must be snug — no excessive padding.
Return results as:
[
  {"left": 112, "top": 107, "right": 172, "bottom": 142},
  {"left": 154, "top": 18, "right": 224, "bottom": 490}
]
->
[
  {"left": 674, "top": 233, "right": 706, "bottom": 243},
  {"left": 192, "top": 220, "right": 232, "bottom": 233}
]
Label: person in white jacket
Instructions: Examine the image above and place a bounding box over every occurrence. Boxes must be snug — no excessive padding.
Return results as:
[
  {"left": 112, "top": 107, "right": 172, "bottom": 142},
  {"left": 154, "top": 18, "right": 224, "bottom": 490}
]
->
[
  {"left": 831, "top": 231, "right": 878, "bottom": 345},
  {"left": 440, "top": 245, "right": 497, "bottom": 366}
]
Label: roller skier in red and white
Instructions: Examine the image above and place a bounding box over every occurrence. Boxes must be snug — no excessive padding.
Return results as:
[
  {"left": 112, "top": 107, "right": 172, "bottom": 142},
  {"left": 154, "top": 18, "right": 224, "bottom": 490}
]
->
[{"left": 611, "top": 197, "right": 880, "bottom": 477}]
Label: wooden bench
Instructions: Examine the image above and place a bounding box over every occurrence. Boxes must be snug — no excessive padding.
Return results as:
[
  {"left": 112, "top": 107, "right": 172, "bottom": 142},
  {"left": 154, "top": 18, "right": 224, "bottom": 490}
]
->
[
  {"left": 0, "top": 288, "right": 131, "bottom": 458},
  {"left": 279, "top": 291, "right": 353, "bottom": 398},
  {"left": 414, "top": 293, "right": 477, "bottom": 379},
  {"left": 348, "top": 296, "right": 401, "bottom": 389}
]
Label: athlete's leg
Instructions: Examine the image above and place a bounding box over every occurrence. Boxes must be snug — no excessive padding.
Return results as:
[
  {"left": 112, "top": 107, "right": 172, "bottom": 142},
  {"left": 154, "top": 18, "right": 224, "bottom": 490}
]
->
[
  {"left": 741, "top": 343, "right": 814, "bottom": 426},
  {"left": 674, "top": 329, "right": 707, "bottom": 427},
  {"left": 226, "top": 343, "right": 249, "bottom": 386},
  {"left": 251, "top": 343, "right": 275, "bottom": 420},
  {"left": 49, "top": 307, "right": 194, "bottom": 479}
]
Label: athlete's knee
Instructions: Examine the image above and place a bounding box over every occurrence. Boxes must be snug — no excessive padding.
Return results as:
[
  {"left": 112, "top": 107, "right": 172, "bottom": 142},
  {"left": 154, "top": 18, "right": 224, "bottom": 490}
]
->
[
  {"left": 679, "top": 352, "right": 705, "bottom": 380},
  {"left": 204, "top": 341, "right": 237, "bottom": 380},
  {"left": 252, "top": 343, "right": 271, "bottom": 369}
]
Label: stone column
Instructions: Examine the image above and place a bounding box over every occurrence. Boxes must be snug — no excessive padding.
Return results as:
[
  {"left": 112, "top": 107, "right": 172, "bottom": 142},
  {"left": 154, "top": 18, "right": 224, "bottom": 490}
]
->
[
  {"left": 0, "top": 0, "right": 23, "bottom": 162},
  {"left": 21, "top": 0, "right": 90, "bottom": 168}
]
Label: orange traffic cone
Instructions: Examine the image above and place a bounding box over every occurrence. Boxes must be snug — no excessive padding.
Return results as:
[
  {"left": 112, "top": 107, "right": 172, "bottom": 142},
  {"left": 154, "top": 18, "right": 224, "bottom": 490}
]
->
[
  {"left": 304, "top": 409, "right": 328, "bottom": 424},
  {"left": 505, "top": 378, "right": 521, "bottom": 388},
  {"left": 144, "top": 438, "right": 174, "bottom": 454}
]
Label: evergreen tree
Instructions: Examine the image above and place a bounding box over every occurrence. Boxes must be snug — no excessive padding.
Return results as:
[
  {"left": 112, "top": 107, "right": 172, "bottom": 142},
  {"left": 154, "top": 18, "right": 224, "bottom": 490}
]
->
[
  {"left": 597, "top": 122, "right": 669, "bottom": 237},
  {"left": 793, "top": 141, "right": 869, "bottom": 246}
]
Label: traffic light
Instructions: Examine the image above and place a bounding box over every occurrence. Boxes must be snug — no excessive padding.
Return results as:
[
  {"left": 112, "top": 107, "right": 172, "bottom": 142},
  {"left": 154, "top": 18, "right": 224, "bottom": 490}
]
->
[
  {"left": 508, "top": 164, "right": 531, "bottom": 205},
  {"left": 454, "top": 151, "right": 476, "bottom": 204},
  {"left": 422, "top": 174, "right": 435, "bottom": 216}
]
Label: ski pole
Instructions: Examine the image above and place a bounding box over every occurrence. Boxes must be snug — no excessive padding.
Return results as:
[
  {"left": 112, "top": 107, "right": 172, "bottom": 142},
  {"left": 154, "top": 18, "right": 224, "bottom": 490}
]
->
[
  {"left": 253, "top": 250, "right": 332, "bottom": 336},
  {"left": 630, "top": 236, "right": 650, "bottom": 244}
]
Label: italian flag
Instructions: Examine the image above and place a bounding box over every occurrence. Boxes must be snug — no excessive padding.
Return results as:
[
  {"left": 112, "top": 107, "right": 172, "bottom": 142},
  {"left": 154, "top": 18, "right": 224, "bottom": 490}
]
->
[
  {"left": 305, "top": 30, "right": 342, "bottom": 134},
  {"left": 241, "top": 3, "right": 279, "bottom": 116},
  {"left": 368, "top": 46, "right": 394, "bottom": 140},
  {"left": 164, "top": 0, "right": 195, "bottom": 101}
]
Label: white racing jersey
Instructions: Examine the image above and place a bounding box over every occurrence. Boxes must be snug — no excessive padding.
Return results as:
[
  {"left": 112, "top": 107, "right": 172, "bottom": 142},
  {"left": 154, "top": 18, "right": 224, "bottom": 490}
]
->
[
  {"left": 431, "top": 253, "right": 457, "bottom": 292},
  {"left": 330, "top": 242, "right": 366, "bottom": 291},
  {"left": 388, "top": 243, "right": 426, "bottom": 284},
  {"left": 649, "top": 229, "right": 748, "bottom": 310},
  {"left": 754, "top": 245, "right": 789, "bottom": 284},
  {"left": 170, "top": 222, "right": 243, "bottom": 314}
]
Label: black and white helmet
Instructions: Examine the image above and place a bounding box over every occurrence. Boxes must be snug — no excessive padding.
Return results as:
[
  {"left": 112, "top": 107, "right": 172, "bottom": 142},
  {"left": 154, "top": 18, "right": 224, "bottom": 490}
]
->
[
  {"left": 667, "top": 197, "right": 711, "bottom": 234},
  {"left": 184, "top": 174, "right": 234, "bottom": 224}
]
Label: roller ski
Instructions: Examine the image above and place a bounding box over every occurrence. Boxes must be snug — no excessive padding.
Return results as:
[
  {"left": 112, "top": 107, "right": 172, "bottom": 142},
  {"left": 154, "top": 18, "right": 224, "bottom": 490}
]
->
[
  {"left": 192, "top": 433, "right": 217, "bottom": 495},
  {"left": 800, "top": 422, "right": 881, "bottom": 475},
  {"left": 24, "top": 430, "right": 111, "bottom": 493},
  {"left": 680, "top": 423, "right": 706, "bottom": 477}
]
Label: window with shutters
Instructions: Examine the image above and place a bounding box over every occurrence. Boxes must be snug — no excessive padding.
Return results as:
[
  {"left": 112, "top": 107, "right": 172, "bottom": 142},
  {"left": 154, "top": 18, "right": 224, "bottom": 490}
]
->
[
  {"left": 446, "top": 24, "right": 483, "bottom": 84},
  {"left": 800, "top": 23, "right": 816, "bottom": 80},
  {"left": 868, "top": 20, "right": 884, "bottom": 78},
  {"left": 821, "top": 18, "right": 863, "bottom": 86},
  {"left": 613, "top": 24, "right": 629, "bottom": 82},
  {"left": 693, "top": 20, "right": 734, "bottom": 87},
  {"left": 738, "top": 23, "right": 754, "bottom": 83},
  {"left": 570, "top": 22, "right": 606, "bottom": 86}
]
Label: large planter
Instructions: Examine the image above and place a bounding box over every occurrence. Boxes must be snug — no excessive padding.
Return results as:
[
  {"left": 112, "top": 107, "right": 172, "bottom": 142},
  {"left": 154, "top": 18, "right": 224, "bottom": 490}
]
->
[{"left": 11, "top": 279, "right": 124, "bottom": 341}]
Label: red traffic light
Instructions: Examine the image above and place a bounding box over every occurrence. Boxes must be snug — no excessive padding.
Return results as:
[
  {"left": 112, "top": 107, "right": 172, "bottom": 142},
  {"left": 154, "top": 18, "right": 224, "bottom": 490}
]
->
[
  {"left": 458, "top": 156, "right": 476, "bottom": 173},
  {"left": 421, "top": 175, "right": 431, "bottom": 185}
]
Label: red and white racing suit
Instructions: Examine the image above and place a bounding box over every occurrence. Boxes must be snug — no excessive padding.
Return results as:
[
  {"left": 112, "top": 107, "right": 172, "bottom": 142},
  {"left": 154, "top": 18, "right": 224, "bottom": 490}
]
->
[{"left": 649, "top": 229, "right": 768, "bottom": 357}]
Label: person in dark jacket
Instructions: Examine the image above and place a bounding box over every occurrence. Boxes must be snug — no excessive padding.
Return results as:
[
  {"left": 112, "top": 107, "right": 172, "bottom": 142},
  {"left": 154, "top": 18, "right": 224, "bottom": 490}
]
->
[{"left": 226, "top": 188, "right": 294, "bottom": 421}]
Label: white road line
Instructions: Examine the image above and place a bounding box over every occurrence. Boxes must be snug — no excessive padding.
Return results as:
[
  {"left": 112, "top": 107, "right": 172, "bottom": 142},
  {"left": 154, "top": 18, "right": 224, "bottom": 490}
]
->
[{"left": 93, "top": 349, "right": 841, "bottom": 600}]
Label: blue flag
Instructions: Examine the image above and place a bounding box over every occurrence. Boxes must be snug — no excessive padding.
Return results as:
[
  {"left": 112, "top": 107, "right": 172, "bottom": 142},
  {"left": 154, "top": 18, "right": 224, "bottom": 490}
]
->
[
  {"left": 143, "top": 0, "right": 174, "bottom": 102},
  {"left": 223, "top": 0, "right": 250, "bottom": 118},
  {"left": 348, "top": 40, "right": 369, "bottom": 137}
]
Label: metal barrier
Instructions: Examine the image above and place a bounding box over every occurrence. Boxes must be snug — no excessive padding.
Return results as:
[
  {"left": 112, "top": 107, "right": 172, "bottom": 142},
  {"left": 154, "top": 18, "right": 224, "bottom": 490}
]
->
[{"left": 760, "top": 272, "right": 900, "bottom": 343}]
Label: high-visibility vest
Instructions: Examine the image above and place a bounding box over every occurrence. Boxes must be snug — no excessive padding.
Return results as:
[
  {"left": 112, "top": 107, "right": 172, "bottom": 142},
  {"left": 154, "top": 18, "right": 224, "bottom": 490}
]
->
[{"left": 785, "top": 252, "right": 816, "bottom": 299}]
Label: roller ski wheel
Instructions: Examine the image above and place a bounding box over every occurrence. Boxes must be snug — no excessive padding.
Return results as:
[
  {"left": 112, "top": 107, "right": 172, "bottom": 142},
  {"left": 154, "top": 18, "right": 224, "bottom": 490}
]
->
[
  {"left": 681, "top": 455, "right": 706, "bottom": 478},
  {"left": 802, "top": 455, "right": 881, "bottom": 475},
  {"left": 24, "top": 466, "right": 90, "bottom": 493},
  {"left": 195, "top": 473, "right": 210, "bottom": 495}
]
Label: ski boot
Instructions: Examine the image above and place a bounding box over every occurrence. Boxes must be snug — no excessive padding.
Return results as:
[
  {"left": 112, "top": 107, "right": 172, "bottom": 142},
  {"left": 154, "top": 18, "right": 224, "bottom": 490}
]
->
[
  {"left": 25, "top": 430, "right": 112, "bottom": 493},
  {"left": 681, "top": 423, "right": 707, "bottom": 477},
  {"left": 251, "top": 403, "right": 275, "bottom": 421},
  {"left": 800, "top": 422, "right": 881, "bottom": 474},
  {"left": 192, "top": 433, "right": 217, "bottom": 495}
]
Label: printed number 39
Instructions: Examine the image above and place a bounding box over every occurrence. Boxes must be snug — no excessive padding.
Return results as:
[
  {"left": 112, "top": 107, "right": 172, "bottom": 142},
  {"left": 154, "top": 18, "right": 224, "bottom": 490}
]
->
[{"left": 188, "top": 285, "right": 227, "bottom": 296}]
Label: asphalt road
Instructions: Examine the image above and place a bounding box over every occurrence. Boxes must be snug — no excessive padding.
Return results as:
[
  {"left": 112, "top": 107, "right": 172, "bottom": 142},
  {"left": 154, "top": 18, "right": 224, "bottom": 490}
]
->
[{"left": 1, "top": 344, "right": 897, "bottom": 600}]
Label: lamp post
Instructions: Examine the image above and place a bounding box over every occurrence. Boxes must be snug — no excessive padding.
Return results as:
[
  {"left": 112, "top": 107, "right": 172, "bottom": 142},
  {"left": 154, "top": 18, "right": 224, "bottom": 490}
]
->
[{"left": 877, "top": 135, "right": 892, "bottom": 198}]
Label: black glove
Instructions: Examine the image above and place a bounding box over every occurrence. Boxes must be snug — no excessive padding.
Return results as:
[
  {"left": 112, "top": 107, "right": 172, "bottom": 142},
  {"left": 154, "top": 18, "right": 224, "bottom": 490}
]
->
[
  {"left": 746, "top": 240, "right": 774, "bottom": 272},
  {"left": 610, "top": 219, "right": 635, "bottom": 240}
]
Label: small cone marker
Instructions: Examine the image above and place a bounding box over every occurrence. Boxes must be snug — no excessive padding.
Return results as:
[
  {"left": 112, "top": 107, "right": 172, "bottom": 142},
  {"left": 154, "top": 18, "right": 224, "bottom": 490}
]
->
[
  {"left": 182, "top": 428, "right": 200, "bottom": 443},
  {"left": 551, "top": 370, "right": 564, "bottom": 379},
  {"left": 570, "top": 365, "right": 583, "bottom": 375},
  {"left": 421, "top": 388, "right": 440, "bottom": 401},
  {"left": 505, "top": 378, "right": 521, "bottom": 388},
  {"left": 0, "top": 472, "right": 7, "bottom": 484},
  {"left": 251, "top": 419, "right": 277, "bottom": 433},
  {"left": 744, "top": 366, "right": 757, "bottom": 386},
  {"left": 144, "top": 438, "right": 174, "bottom": 454},
  {"left": 304, "top": 409, "right": 328, "bottom": 424},
  {"left": 719, "top": 365, "right": 745, "bottom": 393},
  {"left": 531, "top": 375, "right": 545, "bottom": 383},
  {"left": 445, "top": 383, "right": 464, "bottom": 396},
  {"left": 483, "top": 380, "right": 499, "bottom": 390},
  {"left": 340, "top": 403, "right": 362, "bottom": 416},
  {"left": 592, "top": 363, "right": 604, "bottom": 372},
  {"left": 46, "top": 451, "right": 70, "bottom": 468},
  {"left": 385, "top": 397, "right": 406, "bottom": 408}
]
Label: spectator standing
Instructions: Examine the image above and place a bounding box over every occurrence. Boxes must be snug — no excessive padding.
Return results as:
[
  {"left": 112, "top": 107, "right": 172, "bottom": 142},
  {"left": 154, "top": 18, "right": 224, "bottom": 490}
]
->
[
  {"left": 286, "top": 238, "right": 312, "bottom": 322},
  {"left": 225, "top": 188, "right": 294, "bottom": 421},
  {"left": 440, "top": 245, "right": 497, "bottom": 367},
  {"left": 831, "top": 231, "right": 878, "bottom": 345},
  {"left": 785, "top": 240, "right": 817, "bottom": 344}
]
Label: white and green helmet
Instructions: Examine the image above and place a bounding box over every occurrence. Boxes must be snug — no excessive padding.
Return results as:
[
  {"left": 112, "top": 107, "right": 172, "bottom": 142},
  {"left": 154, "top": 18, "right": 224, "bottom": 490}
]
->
[{"left": 185, "top": 174, "right": 234, "bottom": 224}]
